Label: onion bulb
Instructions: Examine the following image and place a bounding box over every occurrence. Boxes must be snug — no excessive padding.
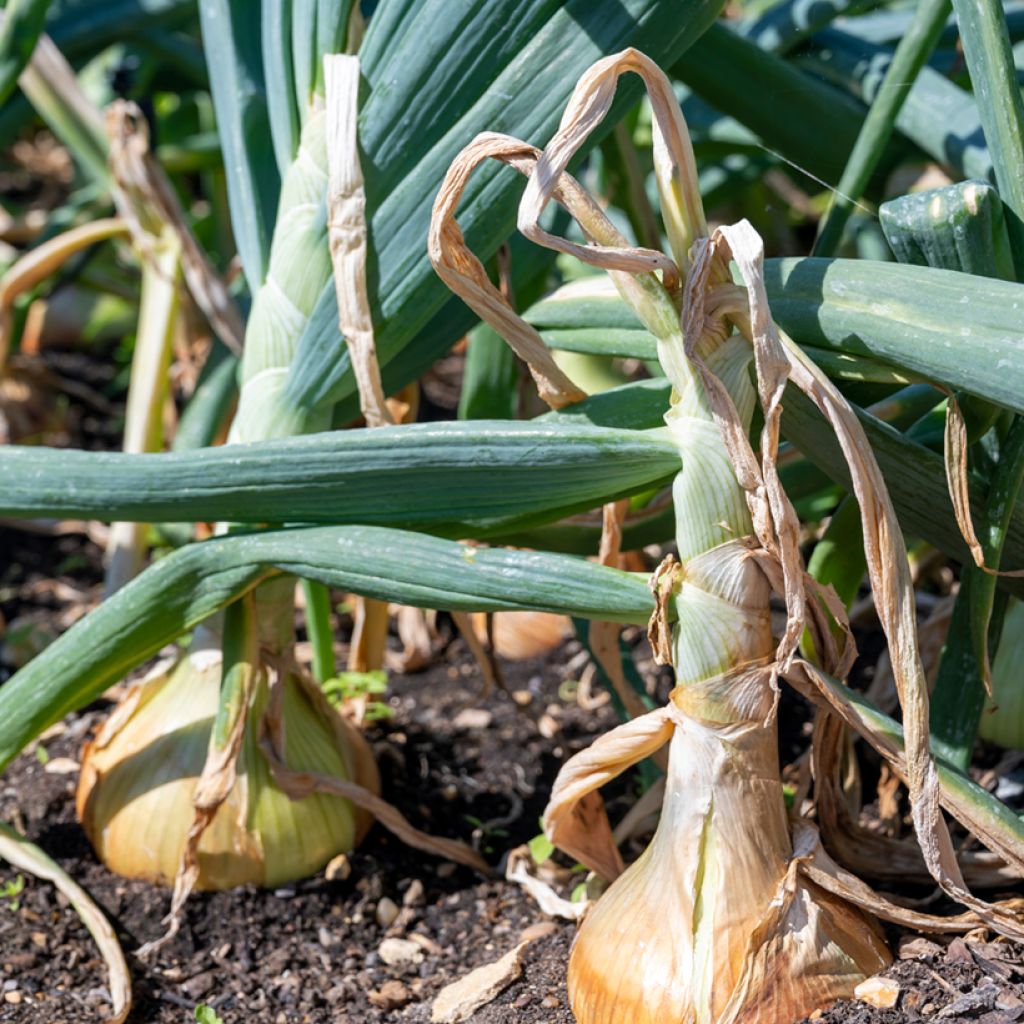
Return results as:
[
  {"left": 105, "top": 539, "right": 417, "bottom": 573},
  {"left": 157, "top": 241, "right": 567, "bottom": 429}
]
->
[
  {"left": 76, "top": 632, "right": 378, "bottom": 890},
  {"left": 565, "top": 670, "right": 890, "bottom": 1024},
  {"left": 471, "top": 610, "right": 572, "bottom": 660}
]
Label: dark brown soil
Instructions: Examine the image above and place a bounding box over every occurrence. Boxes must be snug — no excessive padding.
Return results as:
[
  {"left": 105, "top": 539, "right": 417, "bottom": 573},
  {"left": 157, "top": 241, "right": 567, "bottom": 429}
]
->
[
  {"left": 2, "top": 488, "right": 1024, "bottom": 1023},
  {"left": 0, "top": 619, "right": 601, "bottom": 1024}
]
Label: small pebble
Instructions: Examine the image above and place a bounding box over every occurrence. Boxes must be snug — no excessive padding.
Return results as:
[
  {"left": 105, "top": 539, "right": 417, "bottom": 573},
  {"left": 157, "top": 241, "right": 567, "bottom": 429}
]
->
[
  {"left": 898, "top": 936, "right": 941, "bottom": 960},
  {"left": 376, "top": 897, "right": 400, "bottom": 928},
  {"left": 520, "top": 921, "right": 557, "bottom": 944},
  {"left": 379, "top": 938, "right": 424, "bottom": 967},
  {"left": 854, "top": 976, "right": 900, "bottom": 1010},
  {"left": 369, "top": 979, "right": 411, "bottom": 1010},
  {"left": 537, "top": 713, "right": 559, "bottom": 739},
  {"left": 4, "top": 991, "right": 22, "bottom": 1005},
  {"left": 325, "top": 854, "right": 351, "bottom": 881},
  {"left": 453, "top": 708, "right": 493, "bottom": 730},
  {"left": 541, "top": 995, "right": 560, "bottom": 1009}
]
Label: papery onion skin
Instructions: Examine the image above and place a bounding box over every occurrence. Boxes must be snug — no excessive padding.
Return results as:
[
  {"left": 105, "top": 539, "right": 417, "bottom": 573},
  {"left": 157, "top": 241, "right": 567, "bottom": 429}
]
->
[
  {"left": 567, "top": 707, "right": 890, "bottom": 1024},
  {"left": 76, "top": 641, "right": 377, "bottom": 890}
]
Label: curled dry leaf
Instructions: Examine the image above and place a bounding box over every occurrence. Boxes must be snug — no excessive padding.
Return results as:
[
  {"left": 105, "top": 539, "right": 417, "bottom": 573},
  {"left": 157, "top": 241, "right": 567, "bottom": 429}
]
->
[
  {"left": 505, "top": 846, "right": 585, "bottom": 921},
  {"left": 429, "top": 133, "right": 597, "bottom": 410}
]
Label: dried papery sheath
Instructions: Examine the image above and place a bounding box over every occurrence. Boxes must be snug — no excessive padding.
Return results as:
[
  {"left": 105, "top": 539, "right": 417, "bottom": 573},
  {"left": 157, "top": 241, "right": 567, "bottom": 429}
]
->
[
  {"left": 324, "top": 55, "right": 392, "bottom": 429},
  {"left": 549, "top": 679, "right": 890, "bottom": 1024}
]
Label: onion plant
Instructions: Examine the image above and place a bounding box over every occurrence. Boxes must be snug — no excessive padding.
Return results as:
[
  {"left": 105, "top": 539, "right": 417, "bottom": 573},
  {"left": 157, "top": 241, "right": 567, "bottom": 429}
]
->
[{"left": 4, "top": 1, "right": 1024, "bottom": 1021}]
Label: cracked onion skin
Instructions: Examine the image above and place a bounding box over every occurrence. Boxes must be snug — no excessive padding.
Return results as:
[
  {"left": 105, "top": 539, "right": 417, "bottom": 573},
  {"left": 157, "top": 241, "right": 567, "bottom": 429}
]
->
[{"left": 76, "top": 639, "right": 378, "bottom": 890}]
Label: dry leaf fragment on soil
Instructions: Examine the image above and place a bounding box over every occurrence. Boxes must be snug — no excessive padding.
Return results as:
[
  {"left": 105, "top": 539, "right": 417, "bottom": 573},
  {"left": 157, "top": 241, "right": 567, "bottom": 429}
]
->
[{"left": 431, "top": 941, "right": 527, "bottom": 1023}]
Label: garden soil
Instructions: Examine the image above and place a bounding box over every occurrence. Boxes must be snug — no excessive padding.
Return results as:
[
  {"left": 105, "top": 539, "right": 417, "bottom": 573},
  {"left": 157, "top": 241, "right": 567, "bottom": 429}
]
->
[{"left": 3, "top": 522, "right": 1024, "bottom": 1023}]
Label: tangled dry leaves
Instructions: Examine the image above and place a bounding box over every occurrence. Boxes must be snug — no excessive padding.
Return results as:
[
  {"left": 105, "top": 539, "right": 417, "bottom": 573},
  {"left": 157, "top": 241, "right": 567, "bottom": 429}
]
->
[{"left": 428, "top": 45, "right": 1024, "bottom": 947}]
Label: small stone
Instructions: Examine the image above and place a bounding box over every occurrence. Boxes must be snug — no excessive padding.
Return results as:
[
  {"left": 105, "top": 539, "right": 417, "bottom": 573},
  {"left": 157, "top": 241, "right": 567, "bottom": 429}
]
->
[
  {"left": 403, "top": 879, "right": 425, "bottom": 907},
  {"left": 512, "top": 690, "right": 532, "bottom": 707},
  {"left": 997, "top": 989, "right": 1024, "bottom": 1010},
  {"left": 325, "top": 984, "right": 349, "bottom": 1006},
  {"left": 376, "top": 897, "right": 400, "bottom": 928},
  {"left": 43, "top": 757, "right": 80, "bottom": 775},
  {"left": 369, "top": 980, "right": 411, "bottom": 1010},
  {"left": 3, "top": 990, "right": 21, "bottom": 1005},
  {"left": 30, "top": 933, "right": 47, "bottom": 950},
  {"left": 378, "top": 938, "right": 424, "bottom": 967},
  {"left": 513, "top": 992, "right": 533, "bottom": 1008},
  {"left": 541, "top": 995, "right": 560, "bottom": 1009},
  {"left": 452, "top": 708, "right": 492, "bottom": 731},
  {"left": 519, "top": 921, "right": 557, "bottom": 944},
  {"left": 946, "top": 937, "right": 973, "bottom": 963},
  {"left": 325, "top": 854, "right": 351, "bottom": 881},
  {"left": 436, "top": 863, "right": 457, "bottom": 879},
  {"left": 854, "top": 976, "right": 900, "bottom": 1010},
  {"left": 809, "top": 1012, "right": 823, "bottom": 1021},
  {"left": 318, "top": 926, "right": 336, "bottom": 949},
  {"left": 537, "top": 713, "right": 559, "bottom": 739}
]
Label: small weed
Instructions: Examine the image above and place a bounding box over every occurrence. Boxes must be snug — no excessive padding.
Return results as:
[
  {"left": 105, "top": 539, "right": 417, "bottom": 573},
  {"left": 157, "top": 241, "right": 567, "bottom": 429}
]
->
[
  {"left": 2, "top": 875, "right": 25, "bottom": 912},
  {"left": 322, "top": 670, "right": 393, "bottom": 720}
]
